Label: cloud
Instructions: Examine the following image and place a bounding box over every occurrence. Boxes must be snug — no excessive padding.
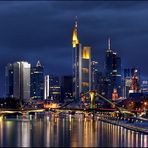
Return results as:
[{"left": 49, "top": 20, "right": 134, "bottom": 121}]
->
[{"left": 0, "top": 1, "right": 148, "bottom": 96}]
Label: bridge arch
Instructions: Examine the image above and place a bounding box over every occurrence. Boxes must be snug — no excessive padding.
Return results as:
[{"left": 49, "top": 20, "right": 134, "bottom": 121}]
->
[{"left": 62, "top": 90, "right": 135, "bottom": 116}]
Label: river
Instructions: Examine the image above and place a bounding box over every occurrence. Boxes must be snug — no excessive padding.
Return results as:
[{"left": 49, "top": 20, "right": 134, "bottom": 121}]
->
[{"left": 0, "top": 112, "right": 147, "bottom": 147}]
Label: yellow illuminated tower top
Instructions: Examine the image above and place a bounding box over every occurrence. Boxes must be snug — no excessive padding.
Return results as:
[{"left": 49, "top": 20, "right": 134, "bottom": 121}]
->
[{"left": 72, "top": 16, "right": 79, "bottom": 48}]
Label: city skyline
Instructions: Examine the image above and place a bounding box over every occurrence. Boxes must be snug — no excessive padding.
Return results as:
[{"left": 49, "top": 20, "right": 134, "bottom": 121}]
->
[{"left": 0, "top": 1, "right": 148, "bottom": 97}]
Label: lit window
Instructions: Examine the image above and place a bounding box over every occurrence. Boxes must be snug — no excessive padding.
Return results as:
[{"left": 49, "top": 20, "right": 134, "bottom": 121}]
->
[
  {"left": 82, "top": 47, "right": 90, "bottom": 59},
  {"left": 82, "top": 68, "right": 89, "bottom": 73},
  {"left": 82, "top": 82, "right": 89, "bottom": 87}
]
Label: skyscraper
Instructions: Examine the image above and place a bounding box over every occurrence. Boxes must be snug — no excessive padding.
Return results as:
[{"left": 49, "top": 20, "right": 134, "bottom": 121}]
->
[
  {"left": 72, "top": 17, "right": 91, "bottom": 100},
  {"left": 30, "top": 61, "right": 44, "bottom": 100},
  {"left": 13, "top": 61, "right": 31, "bottom": 102},
  {"left": 5, "top": 63, "right": 14, "bottom": 98},
  {"left": 105, "top": 38, "right": 122, "bottom": 99}
]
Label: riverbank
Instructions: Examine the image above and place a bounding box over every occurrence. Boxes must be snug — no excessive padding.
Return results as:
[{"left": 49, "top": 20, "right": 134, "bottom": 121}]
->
[{"left": 98, "top": 117, "right": 148, "bottom": 134}]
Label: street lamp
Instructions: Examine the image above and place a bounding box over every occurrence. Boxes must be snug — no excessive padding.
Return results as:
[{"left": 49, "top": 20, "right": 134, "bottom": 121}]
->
[
  {"left": 1, "top": 104, "right": 3, "bottom": 110},
  {"left": 144, "top": 101, "right": 147, "bottom": 112}
]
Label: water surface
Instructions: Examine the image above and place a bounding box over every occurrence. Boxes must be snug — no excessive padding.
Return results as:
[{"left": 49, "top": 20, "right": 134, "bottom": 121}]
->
[{"left": 0, "top": 113, "right": 147, "bottom": 147}]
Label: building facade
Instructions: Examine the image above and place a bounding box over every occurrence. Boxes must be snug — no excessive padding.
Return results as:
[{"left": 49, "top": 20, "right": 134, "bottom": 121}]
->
[
  {"left": 123, "top": 68, "right": 141, "bottom": 98},
  {"left": 123, "top": 68, "right": 131, "bottom": 98},
  {"left": 44, "top": 75, "right": 50, "bottom": 100},
  {"left": 91, "top": 61, "right": 98, "bottom": 90},
  {"left": 141, "top": 80, "right": 148, "bottom": 95},
  {"left": 44, "top": 75, "right": 61, "bottom": 101},
  {"left": 129, "top": 69, "right": 141, "bottom": 98},
  {"left": 61, "top": 75, "right": 73, "bottom": 102},
  {"left": 49, "top": 75, "right": 61, "bottom": 102}
]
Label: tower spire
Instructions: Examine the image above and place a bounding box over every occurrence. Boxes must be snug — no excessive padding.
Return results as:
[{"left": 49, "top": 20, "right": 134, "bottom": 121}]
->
[
  {"left": 108, "top": 37, "right": 111, "bottom": 51},
  {"left": 72, "top": 16, "right": 79, "bottom": 48},
  {"left": 75, "top": 16, "right": 78, "bottom": 28},
  {"left": 36, "top": 60, "right": 41, "bottom": 67}
]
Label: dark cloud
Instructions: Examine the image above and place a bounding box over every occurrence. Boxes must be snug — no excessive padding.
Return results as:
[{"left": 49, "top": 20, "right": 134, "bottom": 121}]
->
[{"left": 0, "top": 1, "right": 148, "bottom": 96}]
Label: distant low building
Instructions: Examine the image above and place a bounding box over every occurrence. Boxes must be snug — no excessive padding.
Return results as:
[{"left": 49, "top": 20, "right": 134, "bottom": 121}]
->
[
  {"left": 141, "top": 80, "right": 148, "bottom": 95},
  {"left": 123, "top": 68, "right": 131, "bottom": 98},
  {"left": 5, "top": 63, "right": 14, "bottom": 98},
  {"left": 123, "top": 68, "right": 141, "bottom": 98},
  {"left": 112, "top": 88, "right": 119, "bottom": 101},
  {"left": 129, "top": 69, "right": 142, "bottom": 98}
]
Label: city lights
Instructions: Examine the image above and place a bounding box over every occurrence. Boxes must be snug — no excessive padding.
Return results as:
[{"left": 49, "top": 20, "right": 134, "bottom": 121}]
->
[{"left": 0, "top": 1, "right": 148, "bottom": 147}]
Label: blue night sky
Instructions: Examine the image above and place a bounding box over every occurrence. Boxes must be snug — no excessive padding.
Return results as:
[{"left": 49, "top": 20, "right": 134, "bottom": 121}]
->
[{"left": 0, "top": 1, "right": 148, "bottom": 97}]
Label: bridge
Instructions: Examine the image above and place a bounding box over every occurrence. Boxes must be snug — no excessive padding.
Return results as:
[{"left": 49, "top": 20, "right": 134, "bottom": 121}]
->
[
  {"left": 0, "top": 108, "right": 45, "bottom": 119},
  {"left": 57, "top": 90, "right": 136, "bottom": 115},
  {"left": 0, "top": 90, "right": 146, "bottom": 118}
]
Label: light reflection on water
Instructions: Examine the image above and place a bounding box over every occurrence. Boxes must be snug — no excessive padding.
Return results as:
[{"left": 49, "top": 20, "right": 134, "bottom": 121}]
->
[{"left": 0, "top": 113, "right": 147, "bottom": 147}]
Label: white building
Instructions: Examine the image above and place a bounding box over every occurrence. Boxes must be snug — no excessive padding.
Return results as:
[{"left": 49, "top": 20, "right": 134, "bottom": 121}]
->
[{"left": 13, "top": 61, "right": 31, "bottom": 102}]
